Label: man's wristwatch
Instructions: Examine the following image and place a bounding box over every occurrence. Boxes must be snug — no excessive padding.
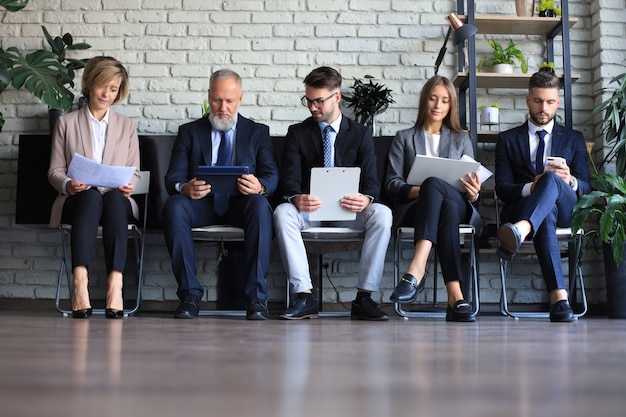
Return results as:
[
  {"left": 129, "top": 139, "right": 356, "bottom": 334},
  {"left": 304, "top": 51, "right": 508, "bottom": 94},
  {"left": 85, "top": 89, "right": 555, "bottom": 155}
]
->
[
  {"left": 569, "top": 175, "right": 577, "bottom": 189},
  {"left": 175, "top": 182, "right": 186, "bottom": 193}
]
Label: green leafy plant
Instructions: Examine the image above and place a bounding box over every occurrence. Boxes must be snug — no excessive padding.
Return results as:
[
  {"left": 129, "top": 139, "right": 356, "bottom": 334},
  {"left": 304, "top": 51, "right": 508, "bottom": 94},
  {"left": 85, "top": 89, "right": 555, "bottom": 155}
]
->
[
  {"left": 0, "top": 24, "right": 91, "bottom": 131},
  {"left": 0, "top": 0, "right": 29, "bottom": 12},
  {"left": 478, "top": 103, "right": 499, "bottom": 111},
  {"left": 201, "top": 100, "right": 210, "bottom": 117},
  {"left": 343, "top": 75, "right": 394, "bottom": 127},
  {"left": 0, "top": 0, "right": 30, "bottom": 130},
  {"left": 572, "top": 72, "right": 626, "bottom": 264},
  {"left": 536, "top": 0, "right": 562, "bottom": 16},
  {"left": 478, "top": 39, "right": 528, "bottom": 74},
  {"left": 539, "top": 61, "right": 556, "bottom": 72}
]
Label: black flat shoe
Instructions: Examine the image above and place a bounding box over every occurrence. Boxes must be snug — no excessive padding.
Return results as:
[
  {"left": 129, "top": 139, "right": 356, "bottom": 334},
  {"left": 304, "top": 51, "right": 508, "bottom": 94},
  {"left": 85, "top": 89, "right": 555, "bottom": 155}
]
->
[
  {"left": 446, "top": 300, "right": 476, "bottom": 322},
  {"left": 72, "top": 308, "right": 93, "bottom": 319},
  {"left": 390, "top": 273, "right": 425, "bottom": 304},
  {"left": 105, "top": 309, "right": 124, "bottom": 319}
]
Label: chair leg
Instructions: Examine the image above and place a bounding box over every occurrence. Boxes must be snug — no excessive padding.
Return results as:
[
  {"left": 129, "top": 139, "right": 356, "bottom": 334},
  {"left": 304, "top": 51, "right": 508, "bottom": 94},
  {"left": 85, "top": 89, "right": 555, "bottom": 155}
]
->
[{"left": 55, "top": 229, "right": 73, "bottom": 317}]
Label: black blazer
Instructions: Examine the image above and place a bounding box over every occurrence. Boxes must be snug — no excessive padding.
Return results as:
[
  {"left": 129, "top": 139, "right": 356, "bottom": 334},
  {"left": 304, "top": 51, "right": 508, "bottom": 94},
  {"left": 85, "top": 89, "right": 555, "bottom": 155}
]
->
[
  {"left": 164, "top": 115, "right": 279, "bottom": 197},
  {"left": 278, "top": 115, "right": 380, "bottom": 201},
  {"left": 495, "top": 122, "right": 591, "bottom": 203}
]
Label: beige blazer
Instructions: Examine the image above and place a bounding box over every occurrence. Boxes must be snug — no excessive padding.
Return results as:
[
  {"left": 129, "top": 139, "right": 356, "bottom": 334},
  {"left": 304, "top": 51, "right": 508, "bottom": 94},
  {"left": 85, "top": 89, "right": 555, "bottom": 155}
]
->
[{"left": 47, "top": 105, "right": 141, "bottom": 228}]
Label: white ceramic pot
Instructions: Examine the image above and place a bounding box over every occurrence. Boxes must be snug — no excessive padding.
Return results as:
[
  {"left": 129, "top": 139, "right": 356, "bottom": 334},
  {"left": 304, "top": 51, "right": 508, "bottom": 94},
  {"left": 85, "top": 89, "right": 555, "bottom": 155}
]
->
[
  {"left": 493, "top": 63, "right": 514, "bottom": 73},
  {"left": 480, "top": 107, "right": 499, "bottom": 125}
]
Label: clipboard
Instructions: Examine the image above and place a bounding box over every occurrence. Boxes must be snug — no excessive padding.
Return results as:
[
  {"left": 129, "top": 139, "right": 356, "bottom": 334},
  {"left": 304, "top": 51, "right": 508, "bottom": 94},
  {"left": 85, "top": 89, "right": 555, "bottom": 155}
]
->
[
  {"left": 406, "top": 155, "right": 479, "bottom": 192},
  {"left": 309, "top": 167, "right": 361, "bottom": 221},
  {"left": 196, "top": 165, "right": 249, "bottom": 194}
]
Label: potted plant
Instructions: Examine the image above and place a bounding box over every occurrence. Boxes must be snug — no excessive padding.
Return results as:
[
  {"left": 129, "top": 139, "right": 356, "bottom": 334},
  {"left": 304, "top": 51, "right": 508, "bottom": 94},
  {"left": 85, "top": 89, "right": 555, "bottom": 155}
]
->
[
  {"left": 0, "top": 0, "right": 30, "bottom": 131},
  {"left": 478, "top": 39, "right": 528, "bottom": 74},
  {"left": 539, "top": 61, "right": 556, "bottom": 73},
  {"left": 536, "top": 0, "right": 562, "bottom": 17},
  {"left": 571, "top": 71, "right": 626, "bottom": 318},
  {"left": 478, "top": 103, "right": 499, "bottom": 126},
  {"left": 343, "top": 75, "right": 394, "bottom": 134},
  {"left": 0, "top": 25, "right": 91, "bottom": 133}
]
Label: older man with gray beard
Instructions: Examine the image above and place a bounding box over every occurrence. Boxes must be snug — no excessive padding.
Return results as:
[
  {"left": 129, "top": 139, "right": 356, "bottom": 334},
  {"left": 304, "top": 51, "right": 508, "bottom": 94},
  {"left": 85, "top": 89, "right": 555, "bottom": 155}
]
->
[{"left": 163, "top": 69, "right": 278, "bottom": 320}]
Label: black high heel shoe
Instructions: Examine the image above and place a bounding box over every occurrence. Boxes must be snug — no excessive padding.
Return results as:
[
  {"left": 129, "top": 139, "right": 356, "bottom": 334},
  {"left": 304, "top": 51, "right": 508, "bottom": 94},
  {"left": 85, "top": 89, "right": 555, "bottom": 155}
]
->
[
  {"left": 72, "top": 308, "right": 93, "bottom": 319},
  {"left": 105, "top": 309, "right": 124, "bottom": 319}
]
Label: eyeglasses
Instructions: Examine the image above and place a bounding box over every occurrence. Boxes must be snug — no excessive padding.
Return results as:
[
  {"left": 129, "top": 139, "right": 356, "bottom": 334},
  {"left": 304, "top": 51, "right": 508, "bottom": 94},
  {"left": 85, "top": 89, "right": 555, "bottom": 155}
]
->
[{"left": 301, "top": 92, "right": 337, "bottom": 108}]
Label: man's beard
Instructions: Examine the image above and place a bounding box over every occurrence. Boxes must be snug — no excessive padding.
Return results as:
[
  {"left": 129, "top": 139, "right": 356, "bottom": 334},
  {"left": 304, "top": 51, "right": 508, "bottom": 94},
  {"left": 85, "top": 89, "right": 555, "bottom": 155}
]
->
[{"left": 209, "top": 112, "right": 238, "bottom": 131}]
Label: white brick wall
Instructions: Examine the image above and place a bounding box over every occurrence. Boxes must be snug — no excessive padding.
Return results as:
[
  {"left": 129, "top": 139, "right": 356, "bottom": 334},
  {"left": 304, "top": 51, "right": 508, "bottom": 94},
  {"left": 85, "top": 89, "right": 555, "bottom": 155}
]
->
[{"left": 0, "top": 0, "right": 622, "bottom": 309}]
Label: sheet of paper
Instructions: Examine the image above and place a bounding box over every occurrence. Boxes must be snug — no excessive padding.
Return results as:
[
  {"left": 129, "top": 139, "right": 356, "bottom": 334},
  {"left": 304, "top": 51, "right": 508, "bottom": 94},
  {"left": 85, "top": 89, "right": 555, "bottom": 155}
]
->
[
  {"left": 461, "top": 154, "right": 493, "bottom": 183},
  {"left": 67, "top": 153, "right": 135, "bottom": 188}
]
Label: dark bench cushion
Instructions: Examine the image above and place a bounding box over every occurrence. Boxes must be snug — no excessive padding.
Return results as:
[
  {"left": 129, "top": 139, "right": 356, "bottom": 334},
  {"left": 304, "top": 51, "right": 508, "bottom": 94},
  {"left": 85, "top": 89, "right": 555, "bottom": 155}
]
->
[{"left": 16, "top": 134, "right": 394, "bottom": 227}]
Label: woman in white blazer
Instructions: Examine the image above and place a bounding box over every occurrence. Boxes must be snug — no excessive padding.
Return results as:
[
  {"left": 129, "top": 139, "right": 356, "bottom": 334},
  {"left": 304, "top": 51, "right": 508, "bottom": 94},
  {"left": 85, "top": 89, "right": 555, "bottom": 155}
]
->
[
  {"left": 48, "top": 56, "right": 140, "bottom": 319},
  {"left": 384, "top": 75, "right": 481, "bottom": 322}
]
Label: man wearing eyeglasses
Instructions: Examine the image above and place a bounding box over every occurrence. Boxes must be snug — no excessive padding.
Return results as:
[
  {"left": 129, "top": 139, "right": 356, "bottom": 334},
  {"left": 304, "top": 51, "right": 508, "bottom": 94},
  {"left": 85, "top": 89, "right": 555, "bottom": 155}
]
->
[{"left": 274, "top": 66, "right": 392, "bottom": 320}]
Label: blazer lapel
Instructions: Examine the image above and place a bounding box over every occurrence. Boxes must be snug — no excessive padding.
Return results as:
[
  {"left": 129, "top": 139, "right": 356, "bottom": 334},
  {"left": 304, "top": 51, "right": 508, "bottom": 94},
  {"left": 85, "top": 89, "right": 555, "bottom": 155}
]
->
[
  {"left": 518, "top": 122, "right": 534, "bottom": 173},
  {"left": 439, "top": 126, "right": 452, "bottom": 158},
  {"left": 413, "top": 128, "right": 426, "bottom": 156},
  {"left": 77, "top": 106, "right": 94, "bottom": 160},
  {"left": 198, "top": 117, "right": 214, "bottom": 166},
  {"left": 550, "top": 124, "right": 565, "bottom": 157},
  {"left": 101, "top": 109, "right": 118, "bottom": 165},
  {"left": 333, "top": 116, "right": 351, "bottom": 166},
  {"left": 234, "top": 117, "right": 251, "bottom": 165}
]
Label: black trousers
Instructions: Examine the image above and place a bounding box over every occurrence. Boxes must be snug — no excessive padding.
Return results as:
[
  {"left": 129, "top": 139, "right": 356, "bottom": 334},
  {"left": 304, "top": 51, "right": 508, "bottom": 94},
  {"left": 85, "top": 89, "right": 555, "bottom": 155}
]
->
[
  {"left": 408, "top": 177, "right": 471, "bottom": 284},
  {"left": 61, "top": 188, "right": 133, "bottom": 274}
]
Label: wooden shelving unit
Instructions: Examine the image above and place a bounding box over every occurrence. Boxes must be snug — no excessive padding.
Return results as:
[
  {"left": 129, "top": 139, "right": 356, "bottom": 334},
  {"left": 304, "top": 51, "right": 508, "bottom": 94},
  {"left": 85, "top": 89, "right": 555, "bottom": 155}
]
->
[{"left": 454, "top": 1, "right": 576, "bottom": 144}]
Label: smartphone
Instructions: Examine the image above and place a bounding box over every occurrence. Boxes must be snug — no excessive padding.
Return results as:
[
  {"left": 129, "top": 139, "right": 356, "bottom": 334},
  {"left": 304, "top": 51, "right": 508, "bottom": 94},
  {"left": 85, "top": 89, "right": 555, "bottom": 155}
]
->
[{"left": 547, "top": 156, "right": 565, "bottom": 166}]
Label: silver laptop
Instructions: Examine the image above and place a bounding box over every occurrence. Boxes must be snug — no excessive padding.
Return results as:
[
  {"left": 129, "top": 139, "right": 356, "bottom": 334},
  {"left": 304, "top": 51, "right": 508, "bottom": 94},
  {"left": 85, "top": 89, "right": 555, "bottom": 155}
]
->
[
  {"left": 406, "top": 155, "right": 480, "bottom": 192},
  {"left": 309, "top": 167, "right": 361, "bottom": 221}
]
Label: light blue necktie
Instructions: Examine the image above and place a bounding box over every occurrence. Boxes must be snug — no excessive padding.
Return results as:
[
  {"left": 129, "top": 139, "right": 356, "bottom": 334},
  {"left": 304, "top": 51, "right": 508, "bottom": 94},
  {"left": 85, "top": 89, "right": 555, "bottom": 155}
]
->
[
  {"left": 323, "top": 125, "right": 334, "bottom": 167},
  {"left": 536, "top": 129, "right": 546, "bottom": 174},
  {"left": 214, "top": 129, "right": 232, "bottom": 216}
]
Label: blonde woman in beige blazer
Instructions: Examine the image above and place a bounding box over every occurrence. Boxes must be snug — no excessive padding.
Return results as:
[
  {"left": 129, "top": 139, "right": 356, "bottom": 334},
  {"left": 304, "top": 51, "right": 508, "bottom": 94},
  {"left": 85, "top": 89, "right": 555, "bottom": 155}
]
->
[{"left": 48, "top": 56, "right": 140, "bottom": 319}]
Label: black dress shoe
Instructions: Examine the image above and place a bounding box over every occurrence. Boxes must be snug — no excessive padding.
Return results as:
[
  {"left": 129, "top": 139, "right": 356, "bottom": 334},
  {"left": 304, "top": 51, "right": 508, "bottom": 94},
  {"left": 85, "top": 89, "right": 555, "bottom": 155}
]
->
[
  {"left": 174, "top": 294, "right": 201, "bottom": 319},
  {"left": 105, "top": 309, "right": 124, "bottom": 319},
  {"left": 496, "top": 222, "right": 523, "bottom": 260},
  {"left": 246, "top": 299, "right": 270, "bottom": 320},
  {"left": 550, "top": 299, "right": 577, "bottom": 322},
  {"left": 351, "top": 297, "right": 389, "bottom": 321},
  {"left": 446, "top": 300, "right": 476, "bottom": 322},
  {"left": 280, "top": 294, "right": 319, "bottom": 320},
  {"left": 72, "top": 308, "right": 93, "bottom": 319},
  {"left": 390, "top": 273, "right": 425, "bottom": 304}
]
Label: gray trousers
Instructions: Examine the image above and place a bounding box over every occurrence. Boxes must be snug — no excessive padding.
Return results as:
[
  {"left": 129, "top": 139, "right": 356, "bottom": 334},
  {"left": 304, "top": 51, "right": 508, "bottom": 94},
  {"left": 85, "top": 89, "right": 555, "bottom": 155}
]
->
[{"left": 273, "top": 202, "right": 392, "bottom": 294}]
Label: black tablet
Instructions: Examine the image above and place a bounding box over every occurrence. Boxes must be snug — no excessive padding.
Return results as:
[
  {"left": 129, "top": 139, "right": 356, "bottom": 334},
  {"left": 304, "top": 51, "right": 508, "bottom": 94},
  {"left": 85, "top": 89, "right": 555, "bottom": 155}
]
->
[{"left": 196, "top": 165, "right": 249, "bottom": 194}]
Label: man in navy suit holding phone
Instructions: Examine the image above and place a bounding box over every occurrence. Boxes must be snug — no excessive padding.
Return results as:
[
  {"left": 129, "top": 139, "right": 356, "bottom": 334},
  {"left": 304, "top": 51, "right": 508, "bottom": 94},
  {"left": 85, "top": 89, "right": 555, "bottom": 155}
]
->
[
  {"left": 495, "top": 69, "right": 590, "bottom": 322},
  {"left": 163, "top": 69, "right": 278, "bottom": 320}
]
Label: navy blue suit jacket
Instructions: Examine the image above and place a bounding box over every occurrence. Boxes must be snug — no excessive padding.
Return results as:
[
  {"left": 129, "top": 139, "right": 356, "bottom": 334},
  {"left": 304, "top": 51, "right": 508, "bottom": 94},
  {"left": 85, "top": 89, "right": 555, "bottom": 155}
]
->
[
  {"left": 279, "top": 115, "right": 380, "bottom": 200},
  {"left": 495, "top": 122, "right": 590, "bottom": 203},
  {"left": 165, "top": 115, "right": 278, "bottom": 197}
]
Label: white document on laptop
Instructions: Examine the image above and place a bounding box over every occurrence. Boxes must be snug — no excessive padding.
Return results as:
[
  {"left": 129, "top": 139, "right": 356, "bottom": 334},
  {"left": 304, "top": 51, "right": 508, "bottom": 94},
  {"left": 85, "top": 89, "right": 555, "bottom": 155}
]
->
[
  {"left": 309, "top": 167, "right": 361, "bottom": 221},
  {"left": 406, "top": 154, "right": 481, "bottom": 192},
  {"left": 67, "top": 153, "right": 135, "bottom": 188}
]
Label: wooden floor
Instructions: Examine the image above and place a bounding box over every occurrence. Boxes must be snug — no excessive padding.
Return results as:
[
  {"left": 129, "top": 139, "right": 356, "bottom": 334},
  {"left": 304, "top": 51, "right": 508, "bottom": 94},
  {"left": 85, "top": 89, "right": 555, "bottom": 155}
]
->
[{"left": 1, "top": 308, "right": 626, "bottom": 417}]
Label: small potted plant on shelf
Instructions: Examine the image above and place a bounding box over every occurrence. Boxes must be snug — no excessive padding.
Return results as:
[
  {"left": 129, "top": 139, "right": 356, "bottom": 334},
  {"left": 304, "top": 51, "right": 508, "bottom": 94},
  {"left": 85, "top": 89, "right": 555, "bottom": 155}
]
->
[
  {"left": 536, "top": 0, "right": 562, "bottom": 17},
  {"left": 478, "top": 39, "right": 528, "bottom": 74},
  {"left": 343, "top": 75, "right": 394, "bottom": 134},
  {"left": 0, "top": 25, "right": 91, "bottom": 133},
  {"left": 571, "top": 71, "right": 626, "bottom": 318},
  {"left": 539, "top": 61, "right": 556, "bottom": 74},
  {"left": 478, "top": 103, "right": 499, "bottom": 126}
]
